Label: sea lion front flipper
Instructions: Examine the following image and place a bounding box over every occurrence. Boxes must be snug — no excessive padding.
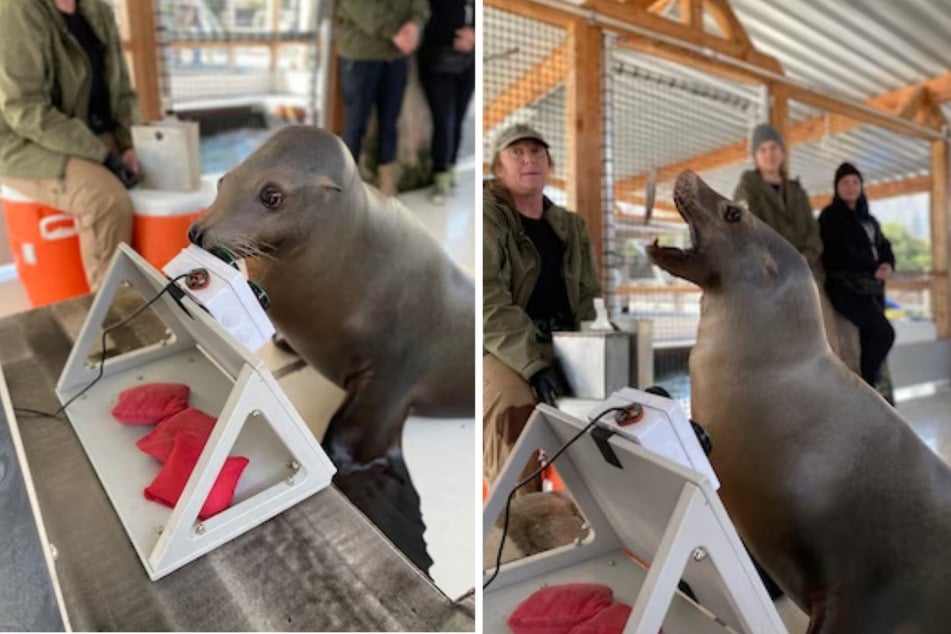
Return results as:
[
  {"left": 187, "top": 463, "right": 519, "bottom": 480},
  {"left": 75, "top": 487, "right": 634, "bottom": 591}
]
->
[
  {"left": 321, "top": 376, "right": 432, "bottom": 574},
  {"left": 333, "top": 449, "right": 433, "bottom": 575}
]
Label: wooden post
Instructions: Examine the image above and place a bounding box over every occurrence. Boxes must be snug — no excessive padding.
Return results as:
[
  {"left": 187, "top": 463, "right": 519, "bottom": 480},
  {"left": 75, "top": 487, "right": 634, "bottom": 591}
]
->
[
  {"left": 681, "top": 0, "right": 702, "bottom": 29},
  {"left": 768, "top": 81, "right": 788, "bottom": 140},
  {"left": 327, "top": 43, "right": 345, "bottom": 135},
  {"left": 268, "top": 0, "right": 280, "bottom": 72},
  {"left": 931, "top": 138, "right": 950, "bottom": 338},
  {"left": 124, "top": 0, "right": 162, "bottom": 121},
  {"left": 566, "top": 19, "right": 604, "bottom": 269}
]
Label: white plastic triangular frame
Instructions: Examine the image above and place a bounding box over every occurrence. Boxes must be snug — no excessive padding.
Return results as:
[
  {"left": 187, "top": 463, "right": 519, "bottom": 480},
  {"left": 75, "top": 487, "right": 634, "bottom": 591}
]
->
[
  {"left": 56, "top": 244, "right": 336, "bottom": 581},
  {"left": 483, "top": 405, "right": 787, "bottom": 634},
  {"left": 148, "top": 364, "right": 336, "bottom": 579}
]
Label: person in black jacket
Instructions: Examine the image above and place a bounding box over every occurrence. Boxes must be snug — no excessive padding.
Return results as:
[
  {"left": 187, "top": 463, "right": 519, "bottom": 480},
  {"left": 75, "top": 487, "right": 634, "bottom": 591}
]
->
[
  {"left": 418, "top": 0, "right": 474, "bottom": 204},
  {"left": 819, "top": 162, "right": 896, "bottom": 386}
]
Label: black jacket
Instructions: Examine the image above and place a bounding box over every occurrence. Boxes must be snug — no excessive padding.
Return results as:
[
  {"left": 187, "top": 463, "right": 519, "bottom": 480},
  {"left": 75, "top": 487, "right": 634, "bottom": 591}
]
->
[
  {"left": 418, "top": 0, "right": 474, "bottom": 73},
  {"left": 819, "top": 195, "right": 894, "bottom": 297}
]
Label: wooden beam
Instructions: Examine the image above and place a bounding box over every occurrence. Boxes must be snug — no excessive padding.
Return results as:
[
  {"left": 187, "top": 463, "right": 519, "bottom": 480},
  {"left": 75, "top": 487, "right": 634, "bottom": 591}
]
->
[
  {"left": 702, "top": 0, "right": 752, "bottom": 48},
  {"left": 808, "top": 175, "right": 932, "bottom": 210},
  {"left": 931, "top": 138, "right": 950, "bottom": 338},
  {"left": 769, "top": 81, "right": 788, "bottom": 140},
  {"left": 483, "top": 43, "right": 568, "bottom": 132},
  {"left": 123, "top": 0, "right": 161, "bottom": 121},
  {"left": 786, "top": 83, "right": 940, "bottom": 140},
  {"left": 587, "top": 0, "right": 783, "bottom": 75},
  {"left": 567, "top": 19, "right": 604, "bottom": 268},
  {"left": 680, "top": 0, "right": 702, "bottom": 29},
  {"left": 268, "top": 0, "right": 281, "bottom": 72},
  {"left": 616, "top": 71, "right": 951, "bottom": 196},
  {"left": 485, "top": 0, "right": 782, "bottom": 85},
  {"left": 326, "top": 42, "right": 345, "bottom": 136}
]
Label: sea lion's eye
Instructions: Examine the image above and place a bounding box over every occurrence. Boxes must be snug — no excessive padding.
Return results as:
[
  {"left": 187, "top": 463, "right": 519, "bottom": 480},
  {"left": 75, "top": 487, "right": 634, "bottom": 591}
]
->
[
  {"left": 724, "top": 205, "right": 742, "bottom": 223},
  {"left": 260, "top": 186, "right": 284, "bottom": 209}
]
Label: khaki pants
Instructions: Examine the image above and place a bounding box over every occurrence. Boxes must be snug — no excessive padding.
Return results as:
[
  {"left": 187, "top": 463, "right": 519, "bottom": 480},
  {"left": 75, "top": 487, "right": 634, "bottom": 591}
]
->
[
  {"left": 2, "top": 135, "right": 133, "bottom": 290},
  {"left": 483, "top": 352, "right": 548, "bottom": 494}
]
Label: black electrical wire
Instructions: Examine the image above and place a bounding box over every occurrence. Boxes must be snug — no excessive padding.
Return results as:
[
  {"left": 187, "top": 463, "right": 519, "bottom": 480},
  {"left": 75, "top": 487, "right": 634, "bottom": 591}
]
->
[
  {"left": 13, "top": 272, "right": 196, "bottom": 420},
  {"left": 482, "top": 405, "right": 632, "bottom": 591}
]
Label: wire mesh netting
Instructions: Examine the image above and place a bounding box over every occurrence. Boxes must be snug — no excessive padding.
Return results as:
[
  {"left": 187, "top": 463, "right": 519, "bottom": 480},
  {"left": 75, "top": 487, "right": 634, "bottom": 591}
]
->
[{"left": 483, "top": 7, "right": 567, "bottom": 205}]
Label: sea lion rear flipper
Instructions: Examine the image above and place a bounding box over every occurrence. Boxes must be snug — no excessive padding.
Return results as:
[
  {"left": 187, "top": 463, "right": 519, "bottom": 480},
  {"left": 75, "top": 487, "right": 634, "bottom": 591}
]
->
[
  {"left": 322, "top": 379, "right": 432, "bottom": 574},
  {"left": 806, "top": 587, "right": 839, "bottom": 634}
]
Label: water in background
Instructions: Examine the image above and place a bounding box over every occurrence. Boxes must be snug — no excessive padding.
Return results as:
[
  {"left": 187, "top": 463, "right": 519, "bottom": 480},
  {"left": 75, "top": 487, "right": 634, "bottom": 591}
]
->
[{"left": 200, "top": 127, "right": 276, "bottom": 175}]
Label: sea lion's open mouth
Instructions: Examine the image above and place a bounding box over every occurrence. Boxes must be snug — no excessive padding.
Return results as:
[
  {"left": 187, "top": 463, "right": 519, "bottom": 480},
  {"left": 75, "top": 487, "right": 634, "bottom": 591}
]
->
[{"left": 647, "top": 188, "right": 701, "bottom": 262}]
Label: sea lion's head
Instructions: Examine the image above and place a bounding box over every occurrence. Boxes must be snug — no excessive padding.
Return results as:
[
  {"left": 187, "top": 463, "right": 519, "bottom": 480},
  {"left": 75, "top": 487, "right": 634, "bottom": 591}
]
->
[
  {"left": 647, "top": 170, "right": 810, "bottom": 293},
  {"left": 187, "top": 125, "right": 356, "bottom": 258}
]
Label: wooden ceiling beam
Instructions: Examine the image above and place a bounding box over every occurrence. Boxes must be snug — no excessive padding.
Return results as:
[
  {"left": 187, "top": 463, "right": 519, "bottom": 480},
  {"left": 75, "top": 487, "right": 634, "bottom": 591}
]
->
[{"left": 702, "top": 0, "right": 752, "bottom": 49}]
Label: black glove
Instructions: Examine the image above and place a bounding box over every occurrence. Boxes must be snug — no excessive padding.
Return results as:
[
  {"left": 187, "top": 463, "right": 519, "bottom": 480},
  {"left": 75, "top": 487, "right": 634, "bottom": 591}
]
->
[
  {"left": 103, "top": 151, "right": 141, "bottom": 189},
  {"left": 529, "top": 365, "right": 572, "bottom": 406}
]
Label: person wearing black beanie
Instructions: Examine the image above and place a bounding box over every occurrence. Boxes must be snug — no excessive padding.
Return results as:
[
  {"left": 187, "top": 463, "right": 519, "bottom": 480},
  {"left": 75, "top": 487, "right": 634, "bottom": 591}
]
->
[{"left": 819, "top": 162, "right": 896, "bottom": 387}]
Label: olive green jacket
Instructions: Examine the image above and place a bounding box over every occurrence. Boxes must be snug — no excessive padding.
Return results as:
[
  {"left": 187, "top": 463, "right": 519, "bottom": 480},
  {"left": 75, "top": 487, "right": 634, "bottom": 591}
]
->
[
  {"left": 483, "top": 181, "right": 601, "bottom": 380},
  {"left": 0, "top": 0, "right": 138, "bottom": 180},
  {"left": 335, "top": 0, "right": 430, "bottom": 61},
  {"left": 733, "top": 170, "right": 823, "bottom": 268}
]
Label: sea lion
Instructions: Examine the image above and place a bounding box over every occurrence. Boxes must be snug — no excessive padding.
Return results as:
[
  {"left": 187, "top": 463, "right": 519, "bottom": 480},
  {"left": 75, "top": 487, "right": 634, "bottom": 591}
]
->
[
  {"left": 187, "top": 125, "right": 475, "bottom": 574},
  {"left": 647, "top": 170, "right": 951, "bottom": 634}
]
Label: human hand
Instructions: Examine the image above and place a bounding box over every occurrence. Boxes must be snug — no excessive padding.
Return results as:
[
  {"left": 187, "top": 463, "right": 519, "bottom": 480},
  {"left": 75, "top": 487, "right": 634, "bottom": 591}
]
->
[
  {"left": 392, "top": 21, "right": 420, "bottom": 55},
  {"left": 875, "top": 263, "right": 893, "bottom": 281},
  {"left": 104, "top": 152, "right": 141, "bottom": 189},
  {"left": 453, "top": 26, "right": 475, "bottom": 53},
  {"left": 122, "top": 148, "right": 140, "bottom": 174},
  {"left": 529, "top": 366, "right": 572, "bottom": 406}
]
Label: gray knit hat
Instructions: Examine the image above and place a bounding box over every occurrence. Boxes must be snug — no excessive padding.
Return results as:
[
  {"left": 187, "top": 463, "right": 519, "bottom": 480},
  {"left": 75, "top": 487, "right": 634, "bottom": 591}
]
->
[
  {"left": 492, "top": 124, "right": 549, "bottom": 157},
  {"left": 750, "top": 123, "right": 785, "bottom": 159}
]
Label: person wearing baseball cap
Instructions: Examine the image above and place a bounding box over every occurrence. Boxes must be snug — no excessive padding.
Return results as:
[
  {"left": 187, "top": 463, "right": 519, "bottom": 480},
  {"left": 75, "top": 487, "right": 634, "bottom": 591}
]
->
[
  {"left": 733, "top": 122, "right": 823, "bottom": 277},
  {"left": 819, "top": 162, "right": 895, "bottom": 390},
  {"left": 482, "top": 123, "right": 601, "bottom": 490}
]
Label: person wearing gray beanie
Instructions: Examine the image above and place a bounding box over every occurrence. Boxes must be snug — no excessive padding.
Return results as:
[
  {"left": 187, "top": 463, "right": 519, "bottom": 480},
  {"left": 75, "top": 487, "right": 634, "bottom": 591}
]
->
[{"left": 733, "top": 122, "right": 822, "bottom": 277}]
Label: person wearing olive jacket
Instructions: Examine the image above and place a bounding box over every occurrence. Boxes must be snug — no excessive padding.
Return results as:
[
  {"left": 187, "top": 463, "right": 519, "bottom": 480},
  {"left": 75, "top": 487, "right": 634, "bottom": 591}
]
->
[
  {"left": 335, "top": 0, "right": 430, "bottom": 197},
  {"left": 0, "top": 0, "right": 141, "bottom": 290},
  {"left": 483, "top": 124, "right": 601, "bottom": 490},
  {"left": 733, "top": 123, "right": 824, "bottom": 275}
]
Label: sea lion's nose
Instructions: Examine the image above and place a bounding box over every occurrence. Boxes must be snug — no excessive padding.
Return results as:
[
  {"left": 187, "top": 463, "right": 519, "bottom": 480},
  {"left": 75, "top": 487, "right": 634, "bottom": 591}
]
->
[{"left": 188, "top": 224, "right": 205, "bottom": 246}]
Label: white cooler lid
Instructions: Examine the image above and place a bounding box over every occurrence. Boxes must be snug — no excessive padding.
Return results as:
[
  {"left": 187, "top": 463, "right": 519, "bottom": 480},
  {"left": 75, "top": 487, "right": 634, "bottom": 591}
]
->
[
  {"left": 0, "top": 185, "right": 39, "bottom": 203},
  {"left": 129, "top": 178, "right": 217, "bottom": 217}
]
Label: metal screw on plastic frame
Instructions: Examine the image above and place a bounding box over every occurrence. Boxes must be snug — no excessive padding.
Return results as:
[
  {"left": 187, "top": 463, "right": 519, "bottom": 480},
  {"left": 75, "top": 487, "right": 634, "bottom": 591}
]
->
[
  {"left": 692, "top": 547, "right": 708, "bottom": 562},
  {"left": 195, "top": 523, "right": 206, "bottom": 535}
]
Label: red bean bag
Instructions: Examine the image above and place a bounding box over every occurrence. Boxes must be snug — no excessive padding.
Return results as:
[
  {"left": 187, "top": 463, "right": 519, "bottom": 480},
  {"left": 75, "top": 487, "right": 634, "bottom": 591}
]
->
[
  {"left": 507, "top": 584, "right": 614, "bottom": 634},
  {"left": 111, "top": 382, "right": 189, "bottom": 425},
  {"left": 136, "top": 407, "right": 217, "bottom": 463},
  {"left": 568, "top": 602, "right": 634, "bottom": 634},
  {"left": 144, "top": 431, "right": 249, "bottom": 520}
]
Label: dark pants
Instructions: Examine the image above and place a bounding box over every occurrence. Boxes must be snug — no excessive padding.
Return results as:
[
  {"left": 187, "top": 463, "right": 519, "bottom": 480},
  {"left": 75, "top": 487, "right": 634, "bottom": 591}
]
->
[
  {"left": 828, "top": 289, "right": 895, "bottom": 385},
  {"left": 339, "top": 57, "right": 408, "bottom": 165},
  {"left": 419, "top": 63, "right": 474, "bottom": 173}
]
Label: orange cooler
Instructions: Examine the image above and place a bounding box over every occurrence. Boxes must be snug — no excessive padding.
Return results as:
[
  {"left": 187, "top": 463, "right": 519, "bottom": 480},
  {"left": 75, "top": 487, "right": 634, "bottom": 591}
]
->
[
  {"left": 129, "top": 179, "right": 217, "bottom": 271},
  {"left": 0, "top": 185, "right": 89, "bottom": 307}
]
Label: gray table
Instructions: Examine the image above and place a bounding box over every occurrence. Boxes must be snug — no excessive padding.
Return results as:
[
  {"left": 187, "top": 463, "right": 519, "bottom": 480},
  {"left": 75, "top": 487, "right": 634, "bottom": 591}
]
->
[{"left": 0, "top": 293, "right": 474, "bottom": 631}]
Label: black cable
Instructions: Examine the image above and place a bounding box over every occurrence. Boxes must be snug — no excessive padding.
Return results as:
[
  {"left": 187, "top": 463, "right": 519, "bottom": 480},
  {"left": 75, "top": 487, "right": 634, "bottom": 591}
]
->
[
  {"left": 13, "top": 272, "right": 196, "bottom": 420},
  {"left": 483, "top": 405, "right": 631, "bottom": 591}
]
